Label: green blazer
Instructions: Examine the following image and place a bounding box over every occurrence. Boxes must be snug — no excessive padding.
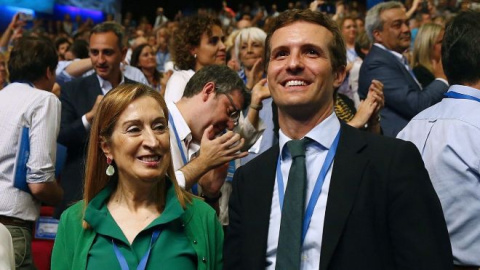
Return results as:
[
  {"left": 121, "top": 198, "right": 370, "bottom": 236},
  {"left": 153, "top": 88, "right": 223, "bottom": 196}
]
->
[{"left": 51, "top": 192, "right": 223, "bottom": 269}]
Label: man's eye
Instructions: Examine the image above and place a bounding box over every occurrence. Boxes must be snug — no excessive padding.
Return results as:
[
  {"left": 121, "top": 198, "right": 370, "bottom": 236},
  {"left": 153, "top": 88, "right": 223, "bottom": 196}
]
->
[
  {"left": 306, "top": 49, "right": 319, "bottom": 56},
  {"left": 90, "top": 50, "right": 98, "bottom": 56},
  {"left": 273, "top": 51, "right": 288, "bottom": 59}
]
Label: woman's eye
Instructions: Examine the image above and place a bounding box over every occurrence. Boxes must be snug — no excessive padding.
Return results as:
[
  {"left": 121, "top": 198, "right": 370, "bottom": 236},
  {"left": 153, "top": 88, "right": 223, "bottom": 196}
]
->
[
  {"left": 153, "top": 123, "right": 167, "bottom": 132},
  {"left": 126, "top": 126, "right": 141, "bottom": 133},
  {"left": 209, "top": 37, "right": 219, "bottom": 45}
]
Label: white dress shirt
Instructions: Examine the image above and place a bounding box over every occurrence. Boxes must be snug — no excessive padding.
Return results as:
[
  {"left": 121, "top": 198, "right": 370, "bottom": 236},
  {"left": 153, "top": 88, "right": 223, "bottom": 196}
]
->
[
  {"left": 0, "top": 83, "right": 61, "bottom": 221},
  {"left": 266, "top": 112, "right": 341, "bottom": 269},
  {"left": 167, "top": 102, "right": 200, "bottom": 188}
]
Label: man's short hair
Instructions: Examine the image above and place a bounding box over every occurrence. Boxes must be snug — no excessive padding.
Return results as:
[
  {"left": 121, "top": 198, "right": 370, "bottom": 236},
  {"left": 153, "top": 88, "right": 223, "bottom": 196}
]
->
[
  {"left": 365, "top": 1, "right": 404, "bottom": 42},
  {"left": 182, "top": 65, "right": 246, "bottom": 98},
  {"left": 90, "top": 21, "right": 125, "bottom": 49},
  {"left": 264, "top": 9, "right": 346, "bottom": 73},
  {"left": 442, "top": 11, "right": 480, "bottom": 85},
  {"left": 8, "top": 36, "right": 58, "bottom": 83}
]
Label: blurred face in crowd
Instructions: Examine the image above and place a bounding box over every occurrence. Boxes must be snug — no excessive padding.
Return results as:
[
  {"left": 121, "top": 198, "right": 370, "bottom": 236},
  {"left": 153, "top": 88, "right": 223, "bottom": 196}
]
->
[
  {"left": 267, "top": 21, "right": 344, "bottom": 116},
  {"left": 138, "top": 45, "right": 157, "bottom": 71},
  {"left": 239, "top": 37, "right": 264, "bottom": 70},
  {"left": 374, "top": 8, "right": 411, "bottom": 53},
  {"left": 102, "top": 96, "right": 171, "bottom": 183},
  {"left": 342, "top": 19, "right": 357, "bottom": 44},
  {"left": 191, "top": 25, "right": 226, "bottom": 71},
  {"left": 57, "top": 42, "right": 70, "bottom": 59},
  {"left": 89, "top": 31, "right": 126, "bottom": 83},
  {"left": 431, "top": 30, "right": 444, "bottom": 62}
]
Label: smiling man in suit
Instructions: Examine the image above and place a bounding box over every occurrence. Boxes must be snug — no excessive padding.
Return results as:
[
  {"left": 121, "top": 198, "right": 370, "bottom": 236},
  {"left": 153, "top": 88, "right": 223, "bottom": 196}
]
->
[
  {"left": 56, "top": 22, "right": 137, "bottom": 217},
  {"left": 224, "top": 9, "right": 452, "bottom": 270},
  {"left": 358, "top": 1, "right": 449, "bottom": 137}
]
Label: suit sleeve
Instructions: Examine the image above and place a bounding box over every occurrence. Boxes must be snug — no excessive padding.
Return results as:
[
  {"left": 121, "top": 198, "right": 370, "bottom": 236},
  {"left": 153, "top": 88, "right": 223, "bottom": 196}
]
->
[
  {"left": 223, "top": 167, "right": 244, "bottom": 270},
  {"left": 359, "top": 55, "right": 448, "bottom": 119},
  {"left": 387, "top": 141, "right": 453, "bottom": 269},
  {"left": 57, "top": 82, "right": 89, "bottom": 148}
]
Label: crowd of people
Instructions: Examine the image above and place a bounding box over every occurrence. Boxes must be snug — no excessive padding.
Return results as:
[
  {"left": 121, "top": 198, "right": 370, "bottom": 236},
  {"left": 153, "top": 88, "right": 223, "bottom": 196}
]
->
[{"left": 0, "top": 0, "right": 479, "bottom": 269}]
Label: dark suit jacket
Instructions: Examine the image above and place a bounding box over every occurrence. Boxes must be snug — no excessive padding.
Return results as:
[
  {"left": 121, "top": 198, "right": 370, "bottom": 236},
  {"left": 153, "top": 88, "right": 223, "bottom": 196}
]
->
[
  {"left": 224, "top": 123, "right": 452, "bottom": 270},
  {"left": 358, "top": 45, "right": 448, "bottom": 137},
  {"left": 55, "top": 74, "right": 136, "bottom": 217}
]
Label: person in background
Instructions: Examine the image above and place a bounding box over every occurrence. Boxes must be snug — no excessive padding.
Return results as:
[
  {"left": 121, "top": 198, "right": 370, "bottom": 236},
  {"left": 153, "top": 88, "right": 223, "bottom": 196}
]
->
[
  {"left": 336, "top": 16, "right": 359, "bottom": 101},
  {"left": 359, "top": 1, "right": 448, "bottom": 137},
  {"left": 0, "top": 36, "right": 63, "bottom": 270},
  {"left": 154, "top": 27, "right": 171, "bottom": 73},
  {"left": 398, "top": 11, "right": 480, "bottom": 270},
  {"left": 165, "top": 15, "right": 226, "bottom": 103},
  {"left": 51, "top": 84, "right": 223, "bottom": 269},
  {"left": 55, "top": 21, "right": 138, "bottom": 218},
  {"left": 0, "top": 53, "right": 8, "bottom": 89},
  {"left": 54, "top": 37, "right": 71, "bottom": 61},
  {"left": 234, "top": 27, "right": 266, "bottom": 90},
  {"left": 131, "top": 44, "right": 168, "bottom": 94},
  {"left": 412, "top": 23, "right": 444, "bottom": 88}
]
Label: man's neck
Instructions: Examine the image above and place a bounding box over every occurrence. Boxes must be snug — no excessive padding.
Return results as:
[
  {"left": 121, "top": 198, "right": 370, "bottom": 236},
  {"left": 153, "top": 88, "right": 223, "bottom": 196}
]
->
[
  {"left": 278, "top": 103, "right": 334, "bottom": 139},
  {"left": 174, "top": 99, "right": 201, "bottom": 142}
]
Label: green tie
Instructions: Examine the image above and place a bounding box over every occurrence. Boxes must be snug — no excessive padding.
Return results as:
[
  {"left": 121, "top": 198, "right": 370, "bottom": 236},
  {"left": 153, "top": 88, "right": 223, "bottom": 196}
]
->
[{"left": 276, "top": 138, "right": 308, "bottom": 270}]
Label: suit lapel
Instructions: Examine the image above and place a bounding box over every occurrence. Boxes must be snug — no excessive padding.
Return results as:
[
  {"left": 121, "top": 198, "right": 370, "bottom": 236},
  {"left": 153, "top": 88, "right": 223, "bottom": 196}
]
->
[
  {"left": 320, "top": 124, "right": 369, "bottom": 270},
  {"left": 372, "top": 46, "right": 419, "bottom": 87},
  {"left": 244, "top": 146, "right": 278, "bottom": 268}
]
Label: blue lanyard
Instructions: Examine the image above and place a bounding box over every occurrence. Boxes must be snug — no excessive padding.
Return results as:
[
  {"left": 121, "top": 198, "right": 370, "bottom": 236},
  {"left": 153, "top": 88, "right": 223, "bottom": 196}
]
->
[
  {"left": 277, "top": 130, "right": 340, "bottom": 245},
  {"left": 112, "top": 229, "right": 161, "bottom": 270},
  {"left": 168, "top": 113, "right": 198, "bottom": 195},
  {"left": 444, "top": 91, "right": 480, "bottom": 103}
]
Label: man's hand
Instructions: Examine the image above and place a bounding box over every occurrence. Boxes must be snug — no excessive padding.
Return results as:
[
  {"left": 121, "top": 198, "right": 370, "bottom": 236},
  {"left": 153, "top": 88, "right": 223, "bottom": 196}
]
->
[
  {"left": 198, "top": 162, "right": 229, "bottom": 198},
  {"left": 196, "top": 126, "right": 248, "bottom": 169},
  {"left": 246, "top": 58, "right": 264, "bottom": 90},
  {"left": 85, "top": 95, "right": 103, "bottom": 124},
  {"left": 181, "top": 126, "right": 248, "bottom": 190}
]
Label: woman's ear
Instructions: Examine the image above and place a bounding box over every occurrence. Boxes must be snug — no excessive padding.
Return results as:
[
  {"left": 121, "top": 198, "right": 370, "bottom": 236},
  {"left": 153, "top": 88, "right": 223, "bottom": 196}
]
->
[{"left": 100, "top": 137, "right": 112, "bottom": 159}]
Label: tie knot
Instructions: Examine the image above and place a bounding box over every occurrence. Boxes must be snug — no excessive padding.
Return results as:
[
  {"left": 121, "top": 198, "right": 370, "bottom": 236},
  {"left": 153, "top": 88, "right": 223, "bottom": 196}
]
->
[{"left": 286, "top": 138, "right": 308, "bottom": 158}]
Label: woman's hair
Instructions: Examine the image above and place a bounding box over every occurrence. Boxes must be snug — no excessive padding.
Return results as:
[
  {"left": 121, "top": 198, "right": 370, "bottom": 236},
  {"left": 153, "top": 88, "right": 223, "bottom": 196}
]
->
[
  {"left": 82, "top": 83, "right": 191, "bottom": 228},
  {"left": 170, "top": 15, "right": 222, "bottom": 71},
  {"left": 234, "top": 27, "right": 267, "bottom": 63},
  {"left": 130, "top": 44, "right": 162, "bottom": 85},
  {"left": 412, "top": 23, "right": 443, "bottom": 73}
]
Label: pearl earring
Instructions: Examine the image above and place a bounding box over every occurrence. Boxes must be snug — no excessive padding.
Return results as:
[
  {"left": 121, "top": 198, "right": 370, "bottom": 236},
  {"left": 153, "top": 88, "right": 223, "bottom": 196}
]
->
[{"left": 106, "top": 157, "right": 115, "bottom": 176}]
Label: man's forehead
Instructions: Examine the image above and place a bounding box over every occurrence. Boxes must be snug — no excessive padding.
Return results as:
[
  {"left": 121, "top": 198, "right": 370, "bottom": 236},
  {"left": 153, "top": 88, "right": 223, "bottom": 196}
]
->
[
  {"left": 270, "top": 21, "right": 333, "bottom": 47},
  {"left": 90, "top": 32, "right": 120, "bottom": 48}
]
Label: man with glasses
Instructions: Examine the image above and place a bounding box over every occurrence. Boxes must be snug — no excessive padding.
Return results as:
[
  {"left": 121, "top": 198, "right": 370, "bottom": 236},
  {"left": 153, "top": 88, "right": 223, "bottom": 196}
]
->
[{"left": 167, "top": 65, "right": 249, "bottom": 206}]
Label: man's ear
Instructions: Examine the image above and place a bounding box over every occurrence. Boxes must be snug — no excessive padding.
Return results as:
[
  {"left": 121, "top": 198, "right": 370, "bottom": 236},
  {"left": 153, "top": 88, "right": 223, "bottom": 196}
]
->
[
  {"left": 373, "top": 29, "right": 383, "bottom": 43},
  {"left": 333, "top": 66, "right": 347, "bottom": 88},
  {"left": 201, "top": 82, "right": 216, "bottom": 102},
  {"left": 46, "top": 66, "right": 54, "bottom": 81},
  {"left": 121, "top": 46, "right": 128, "bottom": 61}
]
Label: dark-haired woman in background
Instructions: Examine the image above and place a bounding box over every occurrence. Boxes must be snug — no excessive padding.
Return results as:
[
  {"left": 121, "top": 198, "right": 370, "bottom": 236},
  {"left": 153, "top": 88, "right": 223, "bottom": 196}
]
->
[{"left": 131, "top": 44, "right": 169, "bottom": 95}]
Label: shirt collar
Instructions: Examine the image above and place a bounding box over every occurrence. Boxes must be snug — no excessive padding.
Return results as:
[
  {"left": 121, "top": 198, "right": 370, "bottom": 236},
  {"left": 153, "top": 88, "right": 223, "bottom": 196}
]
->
[
  {"left": 448, "top": 84, "right": 480, "bottom": 99},
  {"left": 374, "top": 43, "right": 405, "bottom": 62},
  {"left": 96, "top": 73, "right": 125, "bottom": 95},
  {"left": 279, "top": 111, "right": 341, "bottom": 160},
  {"left": 167, "top": 102, "right": 193, "bottom": 145}
]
